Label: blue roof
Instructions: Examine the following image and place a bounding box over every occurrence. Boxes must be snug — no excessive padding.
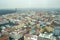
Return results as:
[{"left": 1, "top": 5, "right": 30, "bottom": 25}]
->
[
  {"left": 53, "top": 28, "right": 60, "bottom": 36},
  {"left": 39, "top": 21, "right": 45, "bottom": 27}
]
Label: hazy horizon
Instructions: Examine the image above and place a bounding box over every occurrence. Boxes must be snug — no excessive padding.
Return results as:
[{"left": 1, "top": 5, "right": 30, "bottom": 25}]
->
[{"left": 0, "top": 0, "right": 60, "bottom": 9}]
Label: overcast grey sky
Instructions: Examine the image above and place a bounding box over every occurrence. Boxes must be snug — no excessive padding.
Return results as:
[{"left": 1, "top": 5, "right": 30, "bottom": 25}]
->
[{"left": 0, "top": 0, "right": 60, "bottom": 9}]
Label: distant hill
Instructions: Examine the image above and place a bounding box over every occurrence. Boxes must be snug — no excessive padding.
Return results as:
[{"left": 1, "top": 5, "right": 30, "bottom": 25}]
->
[{"left": 0, "top": 9, "right": 16, "bottom": 15}]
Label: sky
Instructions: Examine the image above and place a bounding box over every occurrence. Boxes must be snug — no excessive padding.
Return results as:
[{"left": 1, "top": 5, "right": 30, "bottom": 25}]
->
[{"left": 0, "top": 0, "right": 60, "bottom": 9}]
